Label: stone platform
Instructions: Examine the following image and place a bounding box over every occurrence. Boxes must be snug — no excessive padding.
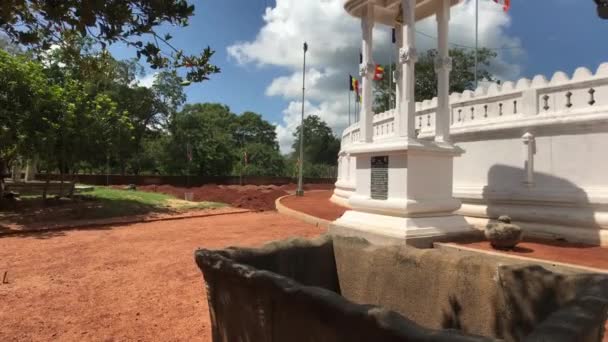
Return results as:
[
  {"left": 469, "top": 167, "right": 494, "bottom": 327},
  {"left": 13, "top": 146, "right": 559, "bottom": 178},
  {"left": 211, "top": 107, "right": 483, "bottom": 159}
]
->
[{"left": 278, "top": 190, "right": 608, "bottom": 272}]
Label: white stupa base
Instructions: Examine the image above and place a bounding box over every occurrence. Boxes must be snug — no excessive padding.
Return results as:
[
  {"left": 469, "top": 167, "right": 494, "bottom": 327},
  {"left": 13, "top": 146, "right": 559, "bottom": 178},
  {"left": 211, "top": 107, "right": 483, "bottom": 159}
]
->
[{"left": 331, "top": 210, "right": 473, "bottom": 246}]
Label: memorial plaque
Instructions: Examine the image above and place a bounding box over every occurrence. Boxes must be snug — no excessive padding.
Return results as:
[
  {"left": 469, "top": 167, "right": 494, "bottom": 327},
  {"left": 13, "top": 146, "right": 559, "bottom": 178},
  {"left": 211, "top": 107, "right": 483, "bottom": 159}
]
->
[{"left": 371, "top": 156, "right": 389, "bottom": 200}]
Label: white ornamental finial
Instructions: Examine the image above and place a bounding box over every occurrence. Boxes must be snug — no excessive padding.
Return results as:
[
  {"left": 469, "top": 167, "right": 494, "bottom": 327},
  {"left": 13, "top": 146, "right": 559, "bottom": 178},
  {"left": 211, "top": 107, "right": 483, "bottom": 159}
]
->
[{"left": 399, "top": 47, "right": 417, "bottom": 64}]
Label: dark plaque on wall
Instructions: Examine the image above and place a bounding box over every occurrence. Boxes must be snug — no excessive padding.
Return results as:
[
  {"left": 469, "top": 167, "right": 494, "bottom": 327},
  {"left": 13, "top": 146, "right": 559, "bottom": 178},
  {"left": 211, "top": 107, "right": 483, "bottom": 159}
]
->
[{"left": 371, "top": 156, "right": 389, "bottom": 200}]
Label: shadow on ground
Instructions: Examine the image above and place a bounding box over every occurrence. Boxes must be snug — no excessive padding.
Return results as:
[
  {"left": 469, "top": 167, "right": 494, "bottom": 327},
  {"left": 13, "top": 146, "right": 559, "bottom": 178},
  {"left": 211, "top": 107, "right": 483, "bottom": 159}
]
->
[{"left": 0, "top": 195, "right": 173, "bottom": 237}]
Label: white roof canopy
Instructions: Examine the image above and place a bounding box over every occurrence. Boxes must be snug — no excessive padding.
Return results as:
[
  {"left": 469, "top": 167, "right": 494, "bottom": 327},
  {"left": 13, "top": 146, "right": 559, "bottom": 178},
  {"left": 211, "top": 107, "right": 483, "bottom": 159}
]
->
[{"left": 344, "top": 0, "right": 462, "bottom": 25}]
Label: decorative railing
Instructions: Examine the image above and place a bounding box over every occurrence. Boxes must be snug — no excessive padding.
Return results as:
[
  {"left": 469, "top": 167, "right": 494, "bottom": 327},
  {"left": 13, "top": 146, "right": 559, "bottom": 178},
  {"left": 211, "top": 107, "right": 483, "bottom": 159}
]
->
[
  {"left": 341, "top": 122, "right": 361, "bottom": 147},
  {"left": 417, "top": 63, "right": 608, "bottom": 138},
  {"left": 341, "top": 63, "right": 608, "bottom": 145},
  {"left": 373, "top": 109, "right": 396, "bottom": 139}
]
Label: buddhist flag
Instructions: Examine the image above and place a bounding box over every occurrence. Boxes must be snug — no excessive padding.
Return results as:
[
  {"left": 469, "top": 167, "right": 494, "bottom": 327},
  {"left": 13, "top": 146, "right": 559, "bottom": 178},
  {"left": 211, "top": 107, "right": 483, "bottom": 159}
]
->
[
  {"left": 493, "top": 0, "right": 510, "bottom": 12},
  {"left": 351, "top": 77, "right": 359, "bottom": 94},
  {"left": 373, "top": 65, "right": 385, "bottom": 81},
  {"left": 354, "top": 79, "right": 360, "bottom": 101}
]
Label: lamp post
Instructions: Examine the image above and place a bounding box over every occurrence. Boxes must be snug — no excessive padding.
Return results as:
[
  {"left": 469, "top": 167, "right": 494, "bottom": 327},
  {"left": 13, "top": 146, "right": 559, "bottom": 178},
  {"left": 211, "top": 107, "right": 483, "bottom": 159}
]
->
[
  {"left": 474, "top": 0, "right": 478, "bottom": 89},
  {"left": 296, "top": 42, "right": 308, "bottom": 197}
]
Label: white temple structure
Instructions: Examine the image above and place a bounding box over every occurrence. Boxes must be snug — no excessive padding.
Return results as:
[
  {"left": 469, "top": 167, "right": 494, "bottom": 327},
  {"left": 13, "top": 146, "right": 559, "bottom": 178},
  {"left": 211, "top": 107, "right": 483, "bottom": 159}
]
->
[
  {"left": 332, "top": 0, "right": 472, "bottom": 243},
  {"left": 332, "top": 0, "right": 608, "bottom": 245}
]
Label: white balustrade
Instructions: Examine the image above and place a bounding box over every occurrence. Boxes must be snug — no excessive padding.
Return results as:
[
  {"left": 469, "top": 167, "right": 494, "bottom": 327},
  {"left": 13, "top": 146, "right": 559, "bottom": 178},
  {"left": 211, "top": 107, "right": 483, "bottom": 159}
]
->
[{"left": 340, "top": 62, "right": 608, "bottom": 145}]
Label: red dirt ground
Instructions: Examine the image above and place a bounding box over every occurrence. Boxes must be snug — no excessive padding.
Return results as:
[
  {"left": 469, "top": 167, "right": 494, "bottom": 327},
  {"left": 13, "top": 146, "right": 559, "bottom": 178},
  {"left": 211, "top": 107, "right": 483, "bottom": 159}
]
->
[
  {"left": 0, "top": 212, "right": 324, "bottom": 342},
  {"left": 280, "top": 190, "right": 608, "bottom": 271},
  {"left": 280, "top": 190, "right": 348, "bottom": 221},
  {"left": 135, "top": 183, "right": 334, "bottom": 212},
  {"left": 453, "top": 238, "right": 608, "bottom": 270}
]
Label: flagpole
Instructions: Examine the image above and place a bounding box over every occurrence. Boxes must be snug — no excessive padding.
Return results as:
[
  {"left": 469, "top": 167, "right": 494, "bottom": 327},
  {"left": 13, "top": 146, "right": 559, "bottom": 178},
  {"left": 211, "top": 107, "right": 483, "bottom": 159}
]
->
[
  {"left": 296, "top": 42, "right": 307, "bottom": 197},
  {"left": 474, "top": 0, "right": 479, "bottom": 89},
  {"left": 389, "top": 29, "right": 394, "bottom": 110},
  {"left": 348, "top": 87, "right": 351, "bottom": 126},
  {"left": 389, "top": 57, "right": 392, "bottom": 110}
]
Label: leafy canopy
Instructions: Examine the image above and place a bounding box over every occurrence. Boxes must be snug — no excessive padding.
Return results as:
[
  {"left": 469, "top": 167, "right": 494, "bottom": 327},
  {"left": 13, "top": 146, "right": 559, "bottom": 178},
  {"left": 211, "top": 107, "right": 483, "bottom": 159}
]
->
[
  {"left": 0, "top": 0, "right": 220, "bottom": 82},
  {"left": 373, "top": 48, "right": 497, "bottom": 113},
  {"left": 292, "top": 115, "right": 340, "bottom": 166}
]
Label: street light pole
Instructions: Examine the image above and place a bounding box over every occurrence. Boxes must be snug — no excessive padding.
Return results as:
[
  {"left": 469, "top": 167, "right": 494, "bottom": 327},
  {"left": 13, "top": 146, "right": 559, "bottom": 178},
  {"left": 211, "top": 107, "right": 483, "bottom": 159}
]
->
[
  {"left": 474, "top": 0, "right": 479, "bottom": 89},
  {"left": 296, "top": 42, "right": 308, "bottom": 197}
]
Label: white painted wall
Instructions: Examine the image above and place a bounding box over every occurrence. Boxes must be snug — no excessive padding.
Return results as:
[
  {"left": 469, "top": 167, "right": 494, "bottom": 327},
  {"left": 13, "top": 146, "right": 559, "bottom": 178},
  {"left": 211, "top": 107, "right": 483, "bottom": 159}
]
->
[{"left": 333, "top": 63, "right": 608, "bottom": 244}]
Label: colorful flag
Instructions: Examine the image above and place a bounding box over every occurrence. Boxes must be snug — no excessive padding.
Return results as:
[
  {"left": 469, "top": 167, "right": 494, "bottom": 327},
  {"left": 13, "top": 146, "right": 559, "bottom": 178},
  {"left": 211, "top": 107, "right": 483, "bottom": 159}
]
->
[
  {"left": 493, "top": 0, "right": 510, "bottom": 12},
  {"left": 373, "top": 65, "right": 385, "bottom": 81},
  {"left": 351, "top": 77, "right": 359, "bottom": 94},
  {"left": 353, "top": 78, "right": 360, "bottom": 100}
]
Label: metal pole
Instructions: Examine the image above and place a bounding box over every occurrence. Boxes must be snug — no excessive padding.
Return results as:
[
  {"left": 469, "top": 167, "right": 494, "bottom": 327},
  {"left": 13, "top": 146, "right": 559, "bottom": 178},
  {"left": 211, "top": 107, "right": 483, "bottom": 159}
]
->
[
  {"left": 106, "top": 154, "right": 109, "bottom": 186},
  {"left": 389, "top": 33, "right": 393, "bottom": 110},
  {"left": 474, "top": 0, "right": 479, "bottom": 89},
  {"left": 296, "top": 42, "right": 307, "bottom": 197},
  {"left": 348, "top": 88, "right": 351, "bottom": 126}
]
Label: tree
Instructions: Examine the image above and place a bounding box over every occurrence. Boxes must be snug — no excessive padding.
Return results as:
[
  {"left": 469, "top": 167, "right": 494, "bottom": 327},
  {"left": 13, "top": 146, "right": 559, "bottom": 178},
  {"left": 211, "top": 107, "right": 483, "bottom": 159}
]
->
[
  {"left": 167, "top": 103, "right": 237, "bottom": 176},
  {"left": 236, "top": 143, "right": 286, "bottom": 177},
  {"left": 292, "top": 115, "right": 340, "bottom": 166},
  {"left": 231, "top": 111, "right": 285, "bottom": 177},
  {"left": 42, "top": 41, "right": 134, "bottom": 176},
  {"left": 373, "top": 48, "right": 497, "bottom": 113},
  {"left": 232, "top": 112, "right": 279, "bottom": 149},
  {"left": 153, "top": 71, "right": 187, "bottom": 123},
  {"left": 0, "top": 49, "right": 62, "bottom": 200},
  {"left": 0, "top": 0, "right": 220, "bottom": 82}
]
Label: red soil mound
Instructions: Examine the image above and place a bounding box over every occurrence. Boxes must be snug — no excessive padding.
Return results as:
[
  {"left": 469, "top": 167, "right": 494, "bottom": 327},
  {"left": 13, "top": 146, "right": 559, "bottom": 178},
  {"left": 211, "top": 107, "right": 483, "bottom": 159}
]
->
[{"left": 135, "top": 183, "right": 333, "bottom": 211}]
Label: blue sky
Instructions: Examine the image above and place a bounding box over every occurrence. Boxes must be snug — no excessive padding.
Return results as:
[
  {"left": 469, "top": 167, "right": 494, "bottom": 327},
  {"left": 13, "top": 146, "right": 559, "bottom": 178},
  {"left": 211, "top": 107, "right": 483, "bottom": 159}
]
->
[{"left": 110, "top": 0, "right": 608, "bottom": 152}]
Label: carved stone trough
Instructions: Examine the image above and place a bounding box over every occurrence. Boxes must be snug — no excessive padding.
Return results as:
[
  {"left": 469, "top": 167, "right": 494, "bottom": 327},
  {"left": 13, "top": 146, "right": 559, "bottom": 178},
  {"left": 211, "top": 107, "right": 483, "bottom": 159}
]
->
[{"left": 195, "top": 235, "right": 608, "bottom": 342}]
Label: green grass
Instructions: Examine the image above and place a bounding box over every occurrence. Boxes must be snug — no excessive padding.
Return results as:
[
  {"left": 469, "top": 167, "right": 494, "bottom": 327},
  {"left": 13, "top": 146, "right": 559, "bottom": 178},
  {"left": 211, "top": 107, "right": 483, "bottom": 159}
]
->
[
  {"left": 89, "top": 187, "right": 175, "bottom": 206},
  {"left": 83, "top": 187, "right": 226, "bottom": 218},
  {"left": 0, "top": 186, "right": 227, "bottom": 223}
]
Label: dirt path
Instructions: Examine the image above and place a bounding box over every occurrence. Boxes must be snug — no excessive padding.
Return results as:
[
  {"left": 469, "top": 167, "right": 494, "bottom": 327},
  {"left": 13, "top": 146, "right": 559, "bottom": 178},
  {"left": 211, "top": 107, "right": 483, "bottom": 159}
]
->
[{"left": 0, "top": 212, "right": 324, "bottom": 341}]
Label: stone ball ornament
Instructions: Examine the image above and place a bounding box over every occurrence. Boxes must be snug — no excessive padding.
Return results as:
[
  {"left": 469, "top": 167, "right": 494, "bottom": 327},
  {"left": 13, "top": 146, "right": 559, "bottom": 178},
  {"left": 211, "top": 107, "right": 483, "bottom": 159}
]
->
[{"left": 485, "top": 215, "right": 524, "bottom": 250}]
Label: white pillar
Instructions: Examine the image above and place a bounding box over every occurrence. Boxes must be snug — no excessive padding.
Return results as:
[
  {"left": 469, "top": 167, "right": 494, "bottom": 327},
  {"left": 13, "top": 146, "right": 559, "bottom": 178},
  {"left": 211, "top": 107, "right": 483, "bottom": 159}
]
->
[
  {"left": 435, "top": 0, "right": 452, "bottom": 143},
  {"left": 12, "top": 163, "right": 22, "bottom": 182},
  {"left": 398, "top": 0, "right": 417, "bottom": 139},
  {"left": 25, "top": 159, "right": 37, "bottom": 181},
  {"left": 359, "top": 3, "right": 375, "bottom": 143},
  {"left": 393, "top": 23, "right": 403, "bottom": 123},
  {"left": 522, "top": 132, "right": 535, "bottom": 187}
]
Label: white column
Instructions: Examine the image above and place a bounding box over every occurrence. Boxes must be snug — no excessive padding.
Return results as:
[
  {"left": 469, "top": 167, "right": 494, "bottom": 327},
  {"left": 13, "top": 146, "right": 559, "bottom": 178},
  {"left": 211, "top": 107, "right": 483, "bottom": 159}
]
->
[
  {"left": 398, "top": 0, "right": 417, "bottom": 139},
  {"left": 522, "top": 132, "right": 535, "bottom": 187},
  {"left": 393, "top": 23, "right": 403, "bottom": 128},
  {"left": 359, "top": 3, "right": 375, "bottom": 143},
  {"left": 435, "top": 0, "right": 452, "bottom": 143}
]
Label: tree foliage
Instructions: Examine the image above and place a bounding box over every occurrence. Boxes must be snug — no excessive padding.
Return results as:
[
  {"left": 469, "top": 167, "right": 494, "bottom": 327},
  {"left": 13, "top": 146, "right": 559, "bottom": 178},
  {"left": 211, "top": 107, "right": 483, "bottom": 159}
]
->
[
  {"left": 1, "top": 40, "right": 337, "bottom": 184},
  {"left": 292, "top": 115, "right": 341, "bottom": 166},
  {"left": 374, "top": 48, "right": 497, "bottom": 113},
  {"left": 0, "top": 0, "right": 220, "bottom": 82},
  {"left": 167, "top": 104, "right": 286, "bottom": 177}
]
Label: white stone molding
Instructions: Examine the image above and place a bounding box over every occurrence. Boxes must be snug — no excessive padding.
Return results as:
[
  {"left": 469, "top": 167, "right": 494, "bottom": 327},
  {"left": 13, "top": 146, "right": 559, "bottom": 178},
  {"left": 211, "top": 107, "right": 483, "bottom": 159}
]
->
[
  {"left": 522, "top": 131, "right": 535, "bottom": 187},
  {"left": 359, "top": 62, "right": 374, "bottom": 78},
  {"left": 398, "top": 47, "right": 417, "bottom": 64}
]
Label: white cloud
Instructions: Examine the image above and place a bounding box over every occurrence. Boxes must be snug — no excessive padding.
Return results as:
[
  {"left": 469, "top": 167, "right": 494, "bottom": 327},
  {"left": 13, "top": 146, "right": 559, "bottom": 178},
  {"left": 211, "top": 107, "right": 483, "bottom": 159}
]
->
[
  {"left": 229, "top": 0, "right": 524, "bottom": 153},
  {"left": 134, "top": 72, "right": 158, "bottom": 88}
]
